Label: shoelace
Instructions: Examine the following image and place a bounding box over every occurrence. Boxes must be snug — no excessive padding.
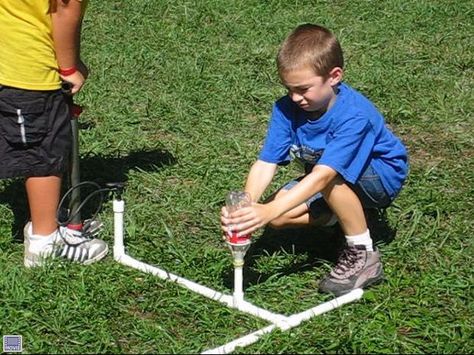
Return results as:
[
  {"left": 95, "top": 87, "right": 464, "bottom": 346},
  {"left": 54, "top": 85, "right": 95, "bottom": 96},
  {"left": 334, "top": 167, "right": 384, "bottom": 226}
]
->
[
  {"left": 58, "top": 228, "right": 91, "bottom": 246},
  {"left": 61, "top": 220, "right": 103, "bottom": 242},
  {"left": 333, "top": 247, "right": 361, "bottom": 275}
]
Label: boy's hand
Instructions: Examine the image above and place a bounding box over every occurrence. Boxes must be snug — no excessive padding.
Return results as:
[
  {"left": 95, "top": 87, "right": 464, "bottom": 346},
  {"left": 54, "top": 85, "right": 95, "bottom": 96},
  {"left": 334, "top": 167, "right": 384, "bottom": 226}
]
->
[
  {"left": 220, "top": 206, "right": 230, "bottom": 240},
  {"left": 59, "top": 70, "right": 85, "bottom": 94},
  {"left": 221, "top": 203, "right": 276, "bottom": 237}
]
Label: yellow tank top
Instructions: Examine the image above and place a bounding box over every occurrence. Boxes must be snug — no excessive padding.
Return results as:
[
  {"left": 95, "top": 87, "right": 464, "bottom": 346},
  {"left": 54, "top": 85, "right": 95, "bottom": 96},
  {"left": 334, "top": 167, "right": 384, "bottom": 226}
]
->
[{"left": 0, "top": 1, "right": 56, "bottom": 90}]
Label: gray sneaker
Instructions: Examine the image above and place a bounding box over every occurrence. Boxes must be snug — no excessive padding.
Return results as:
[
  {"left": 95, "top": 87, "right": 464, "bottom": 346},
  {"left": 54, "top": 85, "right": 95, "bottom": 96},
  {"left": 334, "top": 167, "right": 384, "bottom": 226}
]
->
[
  {"left": 23, "top": 222, "right": 108, "bottom": 268},
  {"left": 319, "top": 245, "right": 384, "bottom": 296}
]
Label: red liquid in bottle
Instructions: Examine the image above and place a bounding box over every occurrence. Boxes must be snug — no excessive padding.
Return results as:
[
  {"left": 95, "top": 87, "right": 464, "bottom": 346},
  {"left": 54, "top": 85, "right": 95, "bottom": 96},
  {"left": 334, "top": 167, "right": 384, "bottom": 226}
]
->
[{"left": 228, "top": 230, "right": 251, "bottom": 244}]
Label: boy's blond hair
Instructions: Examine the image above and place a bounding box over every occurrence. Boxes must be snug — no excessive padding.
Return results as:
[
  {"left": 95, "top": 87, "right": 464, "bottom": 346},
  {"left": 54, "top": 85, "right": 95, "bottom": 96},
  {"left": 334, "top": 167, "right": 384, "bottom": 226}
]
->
[{"left": 277, "top": 24, "right": 344, "bottom": 78}]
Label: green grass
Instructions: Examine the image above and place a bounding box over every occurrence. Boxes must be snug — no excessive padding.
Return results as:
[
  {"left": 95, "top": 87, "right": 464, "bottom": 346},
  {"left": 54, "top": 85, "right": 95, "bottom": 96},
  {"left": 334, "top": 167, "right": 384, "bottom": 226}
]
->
[{"left": 1, "top": 0, "right": 473, "bottom": 353}]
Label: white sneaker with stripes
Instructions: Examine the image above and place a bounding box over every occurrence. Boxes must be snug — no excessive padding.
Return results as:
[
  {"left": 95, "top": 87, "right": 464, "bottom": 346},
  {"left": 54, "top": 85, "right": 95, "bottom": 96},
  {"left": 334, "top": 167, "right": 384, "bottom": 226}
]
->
[{"left": 23, "top": 222, "right": 108, "bottom": 268}]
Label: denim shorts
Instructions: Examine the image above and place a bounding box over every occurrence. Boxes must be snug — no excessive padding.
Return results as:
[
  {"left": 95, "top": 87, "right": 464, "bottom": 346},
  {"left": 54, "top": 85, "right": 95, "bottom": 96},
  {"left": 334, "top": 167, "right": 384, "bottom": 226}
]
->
[
  {"left": 0, "top": 86, "right": 72, "bottom": 178},
  {"left": 282, "top": 164, "right": 392, "bottom": 217}
]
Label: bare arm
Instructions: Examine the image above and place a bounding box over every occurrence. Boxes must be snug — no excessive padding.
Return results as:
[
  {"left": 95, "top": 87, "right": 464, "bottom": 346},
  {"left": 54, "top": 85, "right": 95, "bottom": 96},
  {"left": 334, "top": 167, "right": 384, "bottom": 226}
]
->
[
  {"left": 221, "top": 160, "right": 277, "bottom": 232},
  {"left": 51, "top": 0, "right": 86, "bottom": 93},
  {"left": 266, "top": 164, "right": 337, "bottom": 218},
  {"left": 227, "top": 164, "right": 338, "bottom": 235},
  {"left": 244, "top": 160, "right": 278, "bottom": 202}
]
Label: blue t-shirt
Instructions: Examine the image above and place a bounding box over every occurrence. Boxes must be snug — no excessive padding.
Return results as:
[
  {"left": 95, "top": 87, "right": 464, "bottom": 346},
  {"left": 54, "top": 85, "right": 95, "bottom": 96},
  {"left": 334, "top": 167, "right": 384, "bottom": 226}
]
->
[{"left": 259, "top": 82, "right": 408, "bottom": 198}]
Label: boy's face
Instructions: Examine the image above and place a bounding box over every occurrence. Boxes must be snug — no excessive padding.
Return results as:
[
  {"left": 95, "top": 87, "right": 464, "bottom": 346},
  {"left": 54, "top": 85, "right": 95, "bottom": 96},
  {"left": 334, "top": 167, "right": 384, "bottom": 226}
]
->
[{"left": 281, "top": 66, "right": 342, "bottom": 115}]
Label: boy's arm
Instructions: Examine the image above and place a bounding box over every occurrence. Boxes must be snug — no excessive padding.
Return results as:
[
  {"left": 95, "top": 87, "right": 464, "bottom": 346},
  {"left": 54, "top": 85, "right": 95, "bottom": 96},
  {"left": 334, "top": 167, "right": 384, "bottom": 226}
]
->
[
  {"left": 267, "top": 164, "right": 337, "bottom": 217},
  {"left": 227, "top": 164, "right": 337, "bottom": 236},
  {"left": 221, "top": 160, "right": 277, "bottom": 233},
  {"left": 51, "top": 0, "right": 86, "bottom": 93},
  {"left": 244, "top": 160, "right": 278, "bottom": 202}
]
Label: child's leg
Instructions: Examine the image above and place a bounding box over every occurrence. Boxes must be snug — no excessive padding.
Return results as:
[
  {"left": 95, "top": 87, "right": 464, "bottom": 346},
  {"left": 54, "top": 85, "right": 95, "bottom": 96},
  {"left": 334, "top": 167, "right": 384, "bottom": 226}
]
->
[
  {"left": 321, "top": 175, "right": 375, "bottom": 252},
  {"left": 25, "top": 176, "right": 61, "bottom": 235},
  {"left": 318, "top": 169, "right": 391, "bottom": 296},
  {"left": 320, "top": 175, "right": 367, "bottom": 236},
  {"left": 24, "top": 174, "right": 109, "bottom": 267}
]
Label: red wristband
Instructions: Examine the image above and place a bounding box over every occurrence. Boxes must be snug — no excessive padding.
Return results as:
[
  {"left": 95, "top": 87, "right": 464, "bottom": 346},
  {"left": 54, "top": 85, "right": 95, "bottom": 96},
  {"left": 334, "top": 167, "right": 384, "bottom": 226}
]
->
[{"left": 58, "top": 66, "right": 77, "bottom": 76}]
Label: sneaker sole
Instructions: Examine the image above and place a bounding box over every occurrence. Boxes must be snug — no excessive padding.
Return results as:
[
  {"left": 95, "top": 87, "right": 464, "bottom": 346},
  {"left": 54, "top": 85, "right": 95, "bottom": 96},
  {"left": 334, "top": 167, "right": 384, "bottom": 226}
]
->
[
  {"left": 24, "top": 256, "right": 43, "bottom": 268},
  {"left": 83, "top": 244, "right": 109, "bottom": 265},
  {"left": 24, "top": 244, "right": 109, "bottom": 268},
  {"left": 319, "top": 266, "right": 385, "bottom": 296}
]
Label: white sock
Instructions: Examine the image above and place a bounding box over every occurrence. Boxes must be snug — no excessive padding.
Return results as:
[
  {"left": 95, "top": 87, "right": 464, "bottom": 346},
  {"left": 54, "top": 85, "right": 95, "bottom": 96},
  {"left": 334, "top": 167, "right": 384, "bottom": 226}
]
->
[
  {"left": 29, "top": 230, "right": 57, "bottom": 252},
  {"left": 345, "top": 229, "right": 373, "bottom": 251}
]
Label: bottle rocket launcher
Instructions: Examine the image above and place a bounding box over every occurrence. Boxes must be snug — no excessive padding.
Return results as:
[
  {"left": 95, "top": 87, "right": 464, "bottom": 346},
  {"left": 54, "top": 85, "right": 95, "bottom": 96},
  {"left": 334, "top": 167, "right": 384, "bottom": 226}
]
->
[
  {"left": 110, "top": 189, "right": 364, "bottom": 353},
  {"left": 224, "top": 191, "right": 253, "bottom": 307}
]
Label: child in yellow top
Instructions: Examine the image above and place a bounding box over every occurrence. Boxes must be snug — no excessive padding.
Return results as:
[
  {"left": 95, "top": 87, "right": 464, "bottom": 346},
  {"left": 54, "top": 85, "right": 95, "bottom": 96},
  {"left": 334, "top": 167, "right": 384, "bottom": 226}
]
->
[{"left": 0, "top": 0, "right": 108, "bottom": 267}]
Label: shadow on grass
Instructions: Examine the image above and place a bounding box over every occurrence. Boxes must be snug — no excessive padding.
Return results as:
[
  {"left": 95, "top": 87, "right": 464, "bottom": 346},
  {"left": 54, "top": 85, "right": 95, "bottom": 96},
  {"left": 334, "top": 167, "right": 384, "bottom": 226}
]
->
[
  {"left": 231, "top": 226, "right": 345, "bottom": 289},
  {"left": 223, "top": 209, "right": 397, "bottom": 289},
  {"left": 79, "top": 148, "right": 175, "bottom": 184},
  {"left": 0, "top": 148, "right": 175, "bottom": 243}
]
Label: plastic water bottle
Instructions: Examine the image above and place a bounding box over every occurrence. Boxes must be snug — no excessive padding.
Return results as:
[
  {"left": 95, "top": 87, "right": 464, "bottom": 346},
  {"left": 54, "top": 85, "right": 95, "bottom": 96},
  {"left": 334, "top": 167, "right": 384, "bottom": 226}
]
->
[{"left": 225, "top": 191, "right": 252, "bottom": 244}]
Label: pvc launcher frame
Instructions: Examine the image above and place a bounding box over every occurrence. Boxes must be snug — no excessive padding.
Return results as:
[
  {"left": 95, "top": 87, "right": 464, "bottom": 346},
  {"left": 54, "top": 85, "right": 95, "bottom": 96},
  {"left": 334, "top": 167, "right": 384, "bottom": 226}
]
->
[{"left": 109, "top": 189, "right": 364, "bottom": 354}]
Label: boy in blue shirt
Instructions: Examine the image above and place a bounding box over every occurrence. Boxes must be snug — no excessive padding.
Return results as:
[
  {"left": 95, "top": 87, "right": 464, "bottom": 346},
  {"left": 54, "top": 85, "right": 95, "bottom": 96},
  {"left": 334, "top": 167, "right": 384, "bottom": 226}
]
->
[{"left": 221, "top": 24, "right": 408, "bottom": 296}]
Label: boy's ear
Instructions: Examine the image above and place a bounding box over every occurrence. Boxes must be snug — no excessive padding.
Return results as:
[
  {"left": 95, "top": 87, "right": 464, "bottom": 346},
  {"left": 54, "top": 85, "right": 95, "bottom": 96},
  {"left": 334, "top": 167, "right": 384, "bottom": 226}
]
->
[{"left": 328, "top": 67, "right": 343, "bottom": 86}]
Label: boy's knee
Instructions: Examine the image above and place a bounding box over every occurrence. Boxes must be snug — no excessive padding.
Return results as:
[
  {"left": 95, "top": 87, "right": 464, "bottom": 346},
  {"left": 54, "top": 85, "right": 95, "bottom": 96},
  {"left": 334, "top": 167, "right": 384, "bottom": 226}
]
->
[{"left": 320, "top": 175, "right": 346, "bottom": 198}]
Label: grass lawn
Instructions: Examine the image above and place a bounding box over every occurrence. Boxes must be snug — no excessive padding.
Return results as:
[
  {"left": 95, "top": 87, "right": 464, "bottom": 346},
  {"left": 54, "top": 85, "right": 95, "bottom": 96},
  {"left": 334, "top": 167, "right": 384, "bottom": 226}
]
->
[{"left": 1, "top": 0, "right": 472, "bottom": 353}]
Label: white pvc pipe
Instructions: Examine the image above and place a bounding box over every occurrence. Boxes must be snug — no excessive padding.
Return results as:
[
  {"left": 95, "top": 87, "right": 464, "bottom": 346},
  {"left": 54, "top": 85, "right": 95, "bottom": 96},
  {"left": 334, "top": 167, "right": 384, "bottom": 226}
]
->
[
  {"left": 117, "top": 253, "right": 289, "bottom": 325},
  {"left": 233, "top": 265, "right": 244, "bottom": 306},
  {"left": 202, "top": 289, "right": 363, "bottom": 354},
  {"left": 118, "top": 254, "right": 235, "bottom": 306},
  {"left": 201, "top": 325, "right": 276, "bottom": 355},
  {"left": 235, "top": 300, "right": 288, "bottom": 327},
  {"left": 282, "top": 288, "right": 364, "bottom": 329},
  {"left": 113, "top": 199, "right": 125, "bottom": 259}
]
